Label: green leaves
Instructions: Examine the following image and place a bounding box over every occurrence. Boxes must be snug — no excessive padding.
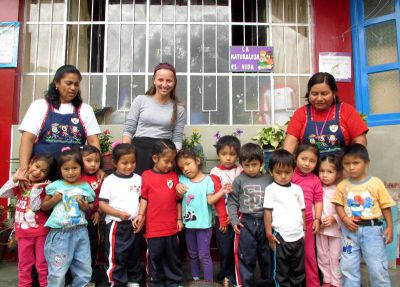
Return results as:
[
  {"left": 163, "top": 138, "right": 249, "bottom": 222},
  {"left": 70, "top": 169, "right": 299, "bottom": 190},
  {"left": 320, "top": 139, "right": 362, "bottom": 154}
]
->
[{"left": 252, "top": 125, "right": 286, "bottom": 150}]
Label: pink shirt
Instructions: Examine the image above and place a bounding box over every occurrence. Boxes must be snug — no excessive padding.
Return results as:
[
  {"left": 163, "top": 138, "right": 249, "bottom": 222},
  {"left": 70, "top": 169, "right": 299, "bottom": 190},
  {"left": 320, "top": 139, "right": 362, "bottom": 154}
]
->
[
  {"left": 319, "top": 185, "right": 341, "bottom": 238},
  {"left": 292, "top": 168, "right": 323, "bottom": 222}
]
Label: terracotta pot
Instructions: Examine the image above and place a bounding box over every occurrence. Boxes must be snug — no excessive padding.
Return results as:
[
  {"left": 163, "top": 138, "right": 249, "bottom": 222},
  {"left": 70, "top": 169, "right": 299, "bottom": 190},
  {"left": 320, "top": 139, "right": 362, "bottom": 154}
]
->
[{"left": 102, "top": 152, "right": 114, "bottom": 174}]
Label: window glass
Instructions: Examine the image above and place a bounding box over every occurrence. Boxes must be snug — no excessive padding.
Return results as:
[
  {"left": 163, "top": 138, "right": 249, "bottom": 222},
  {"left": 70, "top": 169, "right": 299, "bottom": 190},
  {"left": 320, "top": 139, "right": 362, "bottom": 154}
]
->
[
  {"left": 369, "top": 70, "right": 400, "bottom": 114},
  {"left": 366, "top": 21, "right": 397, "bottom": 66},
  {"left": 364, "top": 0, "right": 394, "bottom": 19},
  {"left": 176, "top": 0, "right": 188, "bottom": 22}
]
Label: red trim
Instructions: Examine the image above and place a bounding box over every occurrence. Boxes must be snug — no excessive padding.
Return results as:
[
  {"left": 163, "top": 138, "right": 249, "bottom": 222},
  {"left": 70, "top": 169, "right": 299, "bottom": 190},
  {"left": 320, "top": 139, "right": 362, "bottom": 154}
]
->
[
  {"left": 107, "top": 221, "right": 118, "bottom": 286},
  {"left": 234, "top": 216, "right": 242, "bottom": 287},
  {"left": 34, "top": 102, "right": 51, "bottom": 144}
]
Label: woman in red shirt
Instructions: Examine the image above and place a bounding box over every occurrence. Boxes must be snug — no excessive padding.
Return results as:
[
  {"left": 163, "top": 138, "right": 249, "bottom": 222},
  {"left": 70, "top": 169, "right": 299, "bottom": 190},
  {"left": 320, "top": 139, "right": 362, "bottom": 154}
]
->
[{"left": 284, "top": 72, "right": 368, "bottom": 155}]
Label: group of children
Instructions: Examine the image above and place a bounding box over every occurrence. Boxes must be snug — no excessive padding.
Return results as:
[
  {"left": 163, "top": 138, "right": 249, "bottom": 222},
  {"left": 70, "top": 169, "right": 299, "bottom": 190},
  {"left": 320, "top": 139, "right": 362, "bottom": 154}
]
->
[{"left": 0, "top": 134, "right": 395, "bottom": 287}]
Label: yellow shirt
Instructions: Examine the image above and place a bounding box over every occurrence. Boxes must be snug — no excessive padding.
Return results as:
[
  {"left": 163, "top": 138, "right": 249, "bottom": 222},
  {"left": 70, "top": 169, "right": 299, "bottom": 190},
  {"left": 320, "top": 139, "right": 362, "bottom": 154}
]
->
[{"left": 331, "top": 176, "right": 395, "bottom": 221}]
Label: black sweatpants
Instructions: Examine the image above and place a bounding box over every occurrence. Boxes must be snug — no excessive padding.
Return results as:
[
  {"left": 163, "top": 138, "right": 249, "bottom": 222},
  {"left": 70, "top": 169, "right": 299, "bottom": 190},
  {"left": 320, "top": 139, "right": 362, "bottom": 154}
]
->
[
  {"left": 215, "top": 216, "right": 236, "bottom": 283},
  {"left": 105, "top": 220, "right": 142, "bottom": 286},
  {"left": 147, "top": 235, "right": 183, "bottom": 287},
  {"left": 273, "top": 232, "right": 305, "bottom": 287},
  {"left": 234, "top": 215, "right": 273, "bottom": 287}
]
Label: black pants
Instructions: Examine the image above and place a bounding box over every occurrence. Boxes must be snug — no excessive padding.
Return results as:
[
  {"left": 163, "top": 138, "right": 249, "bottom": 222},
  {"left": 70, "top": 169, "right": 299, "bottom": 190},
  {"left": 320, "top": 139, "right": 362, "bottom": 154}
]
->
[
  {"left": 273, "top": 232, "right": 305, "bottom": 287},
  {"left": 235, "top": 215, "right": 273, "bottom": 287},
  {"left": 132, "top": 137, "right": 162, "bottom": 176},
  {"left": 147, "top": 235, "right": 183, "bottom": 287},
  {"left": 87, "top": 219, "right": 102, "bottom": 283},
  {"left": 105, "top": 220, "right": 142, "bottom": 286},
  {"left": 215, "top": 216, "right": 236, "bottom": 283}
]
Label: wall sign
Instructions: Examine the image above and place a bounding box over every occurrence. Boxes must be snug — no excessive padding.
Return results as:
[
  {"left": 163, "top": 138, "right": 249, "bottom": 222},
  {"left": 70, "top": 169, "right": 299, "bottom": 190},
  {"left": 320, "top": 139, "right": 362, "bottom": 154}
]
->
[
  {"left": 319, "top": 52, "right": 352, "bottom": 82},
  {"left": 230, "top": 46, "right": 273, "bottom": 72},
  {"left": 0, "top": 22, "right": 20, "bottom": 68}
]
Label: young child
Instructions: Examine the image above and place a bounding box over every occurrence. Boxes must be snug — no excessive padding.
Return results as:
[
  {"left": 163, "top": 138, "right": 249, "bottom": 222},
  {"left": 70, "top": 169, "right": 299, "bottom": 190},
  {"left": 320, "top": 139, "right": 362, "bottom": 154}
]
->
[
  {"left": 291, "top": 143, "right": 322, "bottom": 287},
  {"left": 80, "top": 145, "right": 103, "bottom": 284},
  {"left": 227, "top": 143, "right": 273, "bottom": 287},
  {"left": 209, "top": 135, "right": 242, "bottom": 286},
  {"left": 99, "top": 143, "right": 142, "bottom": 287},
  {"left": 332, "top": 143, "right": 395, "bottom": 287},
  {"left": 177, "top": 148, "right": 226, "bottom": 282},
  {"left": 317, "top": 155, "right": 342, "bottom": 287},
  {"left": 133, "top": 139, "right": 183, "bottom": 287},
  {"left": 41, "top": 148, "right": 95, "bottom": 287},
  {"left": 264, "top": 149, "right": 306, "bottom": 287},
  {"left": 0, "top": 155, "right": 55, "bottom": 287}
]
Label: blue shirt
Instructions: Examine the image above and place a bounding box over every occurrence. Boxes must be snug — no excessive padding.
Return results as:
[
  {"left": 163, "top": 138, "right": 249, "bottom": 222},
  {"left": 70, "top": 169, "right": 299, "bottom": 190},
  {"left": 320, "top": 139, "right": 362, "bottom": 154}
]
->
[
  {"left": 45, "top": 180, "right": 95, "bottom": 228},
  {"left": 180, "top": 175, "right": 214, "bottom": 229}
]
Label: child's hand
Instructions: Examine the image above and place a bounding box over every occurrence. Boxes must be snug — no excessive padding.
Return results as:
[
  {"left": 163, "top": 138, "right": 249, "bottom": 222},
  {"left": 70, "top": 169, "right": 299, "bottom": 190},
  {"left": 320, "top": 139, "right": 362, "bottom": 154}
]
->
[
  {"left": 176, "top": 183, "right": 188, "bottom": 197},
  {"left": 342, "top": 216, "right": 358, "bottom": 232},
  {"left": 219, "top": 225, "right": 227, "bottom": 234},
  {"left": 77, "top": 197, "right": 90, "bottom": 211},
  {"left": 222, "top": 183, "right": 233, "bottom": 194},
  {"left": 312, "top": 218, "right": 320, "bottom": 234},
  {"left": 226, "top": 217, "right": 231, "bottom": 225},
  {"left": 383, "top": 226, "right": 393, "bottom": 244},
  {"left": 52, "top": 192, "right": 63, "bottom": 203},
  {"left": 32, "top": 180, "right": 51, "bottom": 189},
  {"left": 266, "top": 233, "right": 280, "bottom": 250},
  {"left": 132, "top": 214, "right": 145, "bottom": 233},
  {"left": 13, "top": 168, "right": 28, "bottom": 183},
  {"left": 91, "top": 211, "right": 101, "bottom": 225},
  {"left": 232, "top": 222, "right": 244, "bottom": 234},
  {"left": 177, "top": 219, "right": 184, "bottom": 232},
  {"left": 119, "top": 210, "right": 132, "bottom": 221},
  {"left": 321, "top": 216, "right": 336, "bottom": 228}
]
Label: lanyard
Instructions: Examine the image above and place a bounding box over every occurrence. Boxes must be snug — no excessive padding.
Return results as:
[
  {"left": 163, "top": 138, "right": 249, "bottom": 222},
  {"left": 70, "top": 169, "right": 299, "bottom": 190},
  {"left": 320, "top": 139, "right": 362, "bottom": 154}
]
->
[{"left": 312, "top": 106, "right": 333, "bottom": 140}]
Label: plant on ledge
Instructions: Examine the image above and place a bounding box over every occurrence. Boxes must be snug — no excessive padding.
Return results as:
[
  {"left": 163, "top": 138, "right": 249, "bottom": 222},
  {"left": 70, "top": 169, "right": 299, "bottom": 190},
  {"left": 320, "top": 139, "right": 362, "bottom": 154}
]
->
[
  {"left": 99, "top": 130, "right": 113, "bottom": 154},
  {"left": 252, "top": 124, "right": 286, "bottom": 150},
  {"left": 183, "top": 129, "right": 204, "bottom": 159}
]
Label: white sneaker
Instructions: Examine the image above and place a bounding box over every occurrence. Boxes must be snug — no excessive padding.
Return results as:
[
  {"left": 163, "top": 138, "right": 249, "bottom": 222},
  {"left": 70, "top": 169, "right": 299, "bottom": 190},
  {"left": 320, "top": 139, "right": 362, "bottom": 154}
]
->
[{"left": 126, "top": 282, "right": 140, "bottom": 287}]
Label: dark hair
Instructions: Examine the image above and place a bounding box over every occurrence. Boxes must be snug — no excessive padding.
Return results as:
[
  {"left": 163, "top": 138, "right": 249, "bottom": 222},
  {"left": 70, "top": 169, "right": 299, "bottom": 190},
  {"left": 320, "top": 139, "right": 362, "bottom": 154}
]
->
[
  {"left": 112, "top": 143, "right": 136, "bottom": 163},
  {"left": 30, "top": 154, "right": 57, "bottom": 181},
  {"left": 80, "top": 145, "right": 102, "bottom": 169},
  {"left": 305, "top": 72, "right": 339, "bottom": 104},
  {"left": 45, "top": 65, "right": 83, "bottom": 110},
  {"left": 320, "top": 154, "right": 343, "bottom": 172},
  {"left": 216, "top": 135, "right": 241, "bottom": 155},
  {"left": 239, "top": 143, "right": 264, "bottom": 164},
  {"left": 268, "top": 149, "right": 296, "bottom": 172},
  {"left": 152, "top": 139, "right": 177, "bottom": 157},
  {"left": 176, "top": 148, "right": 203, "bottom": 170},
  {"left": 145, "top": 63, "right": 181, "bottom": 127},
  {"left": 294, "top": 143, "right": 320, "bottom": 160},
  {"left": 58, "top": 148, "right": 84, "bottom": 178},
  {"left": 342, "top": 143, "right": 369, "bottom": 162}
]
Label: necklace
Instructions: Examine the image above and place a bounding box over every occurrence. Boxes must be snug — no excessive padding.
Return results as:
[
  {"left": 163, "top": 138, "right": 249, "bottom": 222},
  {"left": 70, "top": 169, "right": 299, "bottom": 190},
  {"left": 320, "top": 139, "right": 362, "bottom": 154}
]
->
[{"left": 312, "top": 106, "right": 333, "bottom": 140}]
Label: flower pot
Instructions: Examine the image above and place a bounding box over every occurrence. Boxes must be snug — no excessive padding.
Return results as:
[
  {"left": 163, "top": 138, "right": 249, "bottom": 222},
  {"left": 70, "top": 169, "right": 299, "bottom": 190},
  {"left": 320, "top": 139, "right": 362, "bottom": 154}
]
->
[
  {"left": 102, "top": 152, "right": 114, "bottom": 174},
  {"left": 263, "top": 149, "right": 273, "bottom": 171}
]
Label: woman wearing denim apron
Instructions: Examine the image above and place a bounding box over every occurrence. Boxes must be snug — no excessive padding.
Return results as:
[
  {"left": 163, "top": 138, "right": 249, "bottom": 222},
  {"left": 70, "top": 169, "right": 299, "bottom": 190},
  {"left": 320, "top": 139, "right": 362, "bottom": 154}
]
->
[
  {"left": 19, "top": 64, "right": 101, "bottom": 169},
  {"left": 284, "top": 72, "right": 368, "bottom": 156}
]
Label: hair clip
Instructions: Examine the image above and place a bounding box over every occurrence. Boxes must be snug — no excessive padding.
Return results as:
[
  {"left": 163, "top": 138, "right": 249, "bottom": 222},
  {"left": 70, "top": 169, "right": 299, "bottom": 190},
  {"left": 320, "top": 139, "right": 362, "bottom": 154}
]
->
[
  {"left": 111, "top": 140, "right": 122, "bottom": 150},
  {"left": 61, "top": 147, "right": 71, "bottom": 152}
]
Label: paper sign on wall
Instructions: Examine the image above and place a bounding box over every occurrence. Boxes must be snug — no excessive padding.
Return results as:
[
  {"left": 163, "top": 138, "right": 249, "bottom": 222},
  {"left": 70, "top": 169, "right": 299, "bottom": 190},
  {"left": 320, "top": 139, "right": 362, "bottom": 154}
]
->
[
  {"left": 319, "top": 52, "right": 352, "bottom": 82},
  {"left": 230, "top": 46, "right": 273, "bottom": 72},
  {"left": 0, "top": 22, "right": 20, "bottom": 68}
]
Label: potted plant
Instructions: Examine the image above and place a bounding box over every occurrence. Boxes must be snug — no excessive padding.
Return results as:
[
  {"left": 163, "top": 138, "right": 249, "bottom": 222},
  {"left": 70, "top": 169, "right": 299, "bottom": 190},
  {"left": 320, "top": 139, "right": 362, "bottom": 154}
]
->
[
  {"left": 252, "top": 124, "right": 286, "bottom": 170},
  {"left": 99, "top": 130, "right": 115, "bottom": 173},
  {"left": 182, "top": 129, "right": 204, "bottom": 159}
]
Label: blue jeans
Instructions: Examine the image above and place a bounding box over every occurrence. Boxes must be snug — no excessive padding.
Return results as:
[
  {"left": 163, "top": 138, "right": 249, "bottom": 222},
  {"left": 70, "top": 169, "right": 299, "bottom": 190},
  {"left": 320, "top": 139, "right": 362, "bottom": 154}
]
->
[
  {"left": 341, "top": 224, "right": 391, "bottom": 287},
  {"left": 44, "top": 225, "right": 92, "bottom": 287}
]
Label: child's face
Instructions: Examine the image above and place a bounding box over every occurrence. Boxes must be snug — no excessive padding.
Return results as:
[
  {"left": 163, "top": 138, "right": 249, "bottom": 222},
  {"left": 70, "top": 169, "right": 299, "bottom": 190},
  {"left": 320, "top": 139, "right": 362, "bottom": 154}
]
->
[
  {"left": 28, "top": 160, "right": 49, "bottom": 183},
  {"left": 152, "top": 150, "right": 176, "bottom": 173},
  {"left": 296, "top": 150, "right": 318, "bottom": 174},
  {"left": 61, "top": 160, "right": 81, "bottom": 184},
  {"left": 270, "top": 164, "right": 293, "bottom": 186},
  {"left": 114, "top": 153, "right": 136, "bottom": 176},
  {"left": 177, "top": 157, "right": 200, "bottom": 179},
  {"left": 342, "top": 155, "right": 368, "bottom": 182},
  {"left": 241, "top": 159, "right": 262, "bottom": 177},
  {"left": 319, "top": 161, "right": 337, "bottom": 186},
  {"left": 218, "top": 146, "right": 238, "bottom": 169},
  {"left": 82, "top": 152, "right": 101, "bottom": 175}
]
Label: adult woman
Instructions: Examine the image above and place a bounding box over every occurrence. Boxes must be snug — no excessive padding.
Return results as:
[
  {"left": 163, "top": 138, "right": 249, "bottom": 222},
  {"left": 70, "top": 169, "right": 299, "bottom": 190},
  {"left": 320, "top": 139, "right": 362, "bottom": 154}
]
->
[
  {"left": 284, "top": 72, "right": 368, "bottom": 155},
  {"left": 19, "top": 64, "right": 101, "bottom": 169},
  {"left": 122, "top": 63, "right": 185, "bottom": 175}
]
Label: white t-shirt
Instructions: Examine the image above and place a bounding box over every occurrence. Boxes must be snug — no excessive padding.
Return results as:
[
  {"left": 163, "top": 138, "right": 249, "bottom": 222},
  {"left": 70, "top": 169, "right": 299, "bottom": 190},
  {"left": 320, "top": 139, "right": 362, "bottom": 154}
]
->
[
  {"left": 99, "top": 173, "right": 141, "bottom": 224},
  {"left": 263, "top": 182, "right": 305, "bottom": 242},
  {"left": 19, "top": 99, "right": 101, "bottom": 137}
]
